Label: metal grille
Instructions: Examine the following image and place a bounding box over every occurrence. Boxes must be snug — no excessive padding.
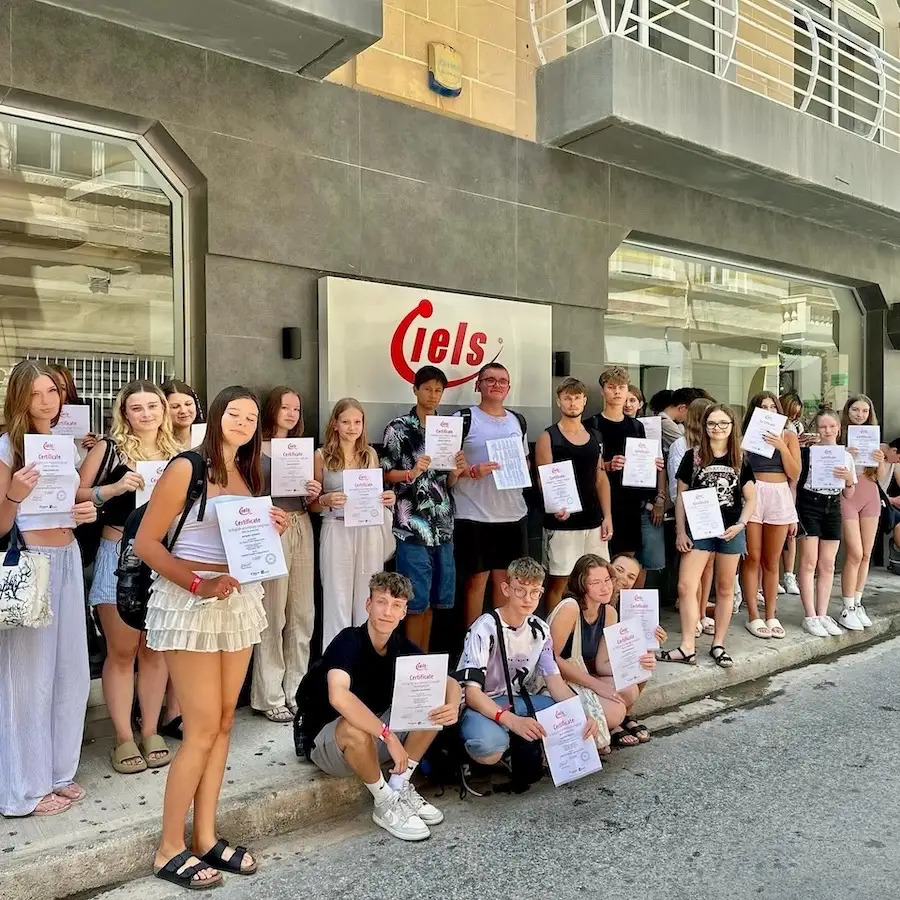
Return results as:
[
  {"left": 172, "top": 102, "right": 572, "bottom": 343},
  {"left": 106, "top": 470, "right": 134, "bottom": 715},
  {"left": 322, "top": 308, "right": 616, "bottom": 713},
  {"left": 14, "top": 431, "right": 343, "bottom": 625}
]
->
[{"left": 24, "top": 351, "right": 175, "bottom": 434}]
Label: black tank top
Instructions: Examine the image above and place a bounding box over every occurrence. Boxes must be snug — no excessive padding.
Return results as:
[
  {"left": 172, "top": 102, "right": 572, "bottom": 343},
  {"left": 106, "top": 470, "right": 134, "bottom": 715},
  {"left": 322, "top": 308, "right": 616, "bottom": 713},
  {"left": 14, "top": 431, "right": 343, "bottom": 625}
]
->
[
  {"left": 562, "top": 604, "right": 606, "bottom": 665},
  {"left": 543, "top": 423, "right": 603, "bottom": 531}
]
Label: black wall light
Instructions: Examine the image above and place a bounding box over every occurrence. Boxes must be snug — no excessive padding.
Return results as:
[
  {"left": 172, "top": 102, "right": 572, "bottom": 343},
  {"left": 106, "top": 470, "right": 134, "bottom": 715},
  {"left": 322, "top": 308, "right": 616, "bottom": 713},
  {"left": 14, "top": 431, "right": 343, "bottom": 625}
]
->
[{"left": 282, "top": 327, "right": 302, "bottom": 360}]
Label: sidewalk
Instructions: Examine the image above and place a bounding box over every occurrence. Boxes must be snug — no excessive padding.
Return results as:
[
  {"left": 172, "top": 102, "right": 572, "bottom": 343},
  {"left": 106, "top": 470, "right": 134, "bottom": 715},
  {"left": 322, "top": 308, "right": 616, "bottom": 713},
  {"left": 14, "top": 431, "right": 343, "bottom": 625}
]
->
[{"left": 5, "top": 571, "right": 900, "bottom": 900}]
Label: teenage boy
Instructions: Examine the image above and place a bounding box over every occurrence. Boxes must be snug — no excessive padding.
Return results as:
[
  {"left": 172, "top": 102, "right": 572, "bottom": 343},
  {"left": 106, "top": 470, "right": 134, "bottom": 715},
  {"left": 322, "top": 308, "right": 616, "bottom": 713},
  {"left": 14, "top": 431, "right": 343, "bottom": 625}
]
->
[
  {"left": 453, "top": 362, "right": 530, "bottom": 626},
  {"left": 657, "top": 388, "right": 708, "bottom": 452},
  {"left": 300, "top": 572, "right": 461, "bottom": 842},
  {"left": 586, "top": 367, "right": 664, "bottom": 558},
  {"left": 456, "top": 558, "right": 599, "bottom": 765},
  {"left": 535, "top": 377, "right": 612, "bottom": 611},
  {"left": 382, "top": 365, "right": 467, "bottom": 651}
]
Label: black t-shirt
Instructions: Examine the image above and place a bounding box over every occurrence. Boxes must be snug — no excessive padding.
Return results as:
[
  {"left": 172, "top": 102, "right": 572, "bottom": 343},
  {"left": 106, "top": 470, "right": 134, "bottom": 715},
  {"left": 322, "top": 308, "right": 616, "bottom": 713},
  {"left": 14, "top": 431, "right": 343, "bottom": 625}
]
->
[
  {"left": 586, "top": 413, "right": 655, "bottom": 513},
  {"left": 300, "top": 624, "right": 421, "bottom": 745},
  {"left": 676, "top": 450, "right": 755, "bottom": 529}
]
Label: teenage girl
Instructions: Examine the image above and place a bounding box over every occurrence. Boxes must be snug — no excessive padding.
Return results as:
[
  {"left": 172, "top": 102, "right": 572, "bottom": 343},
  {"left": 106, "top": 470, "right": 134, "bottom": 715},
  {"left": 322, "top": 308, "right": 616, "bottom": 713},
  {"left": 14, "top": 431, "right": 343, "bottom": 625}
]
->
[
  {"left": 741, "top": 393, "right": 801, "bottom": 640},
  {"left": 135, "top": 386, "right": 289, "bottom": 888},
  {"left": 778, "top": 392, "right": 807, "bottom": 597},
  {"left": 78, "top": 381, "right": 180, "bottom": 774},
  {"left": 48, "top": 362, "right": 98, "bottom": 458},
  {"left": 0, "top": 361, "right": 97, "bottom": 817},
  {"left": 624, "top": 384, "right": 644, "bottom": 418},
  {"left": 310, "top": 398, "right": 395, "bottom": 649},
  {"left": 251, "top": 387, "right": 322, "bottom": 723}
]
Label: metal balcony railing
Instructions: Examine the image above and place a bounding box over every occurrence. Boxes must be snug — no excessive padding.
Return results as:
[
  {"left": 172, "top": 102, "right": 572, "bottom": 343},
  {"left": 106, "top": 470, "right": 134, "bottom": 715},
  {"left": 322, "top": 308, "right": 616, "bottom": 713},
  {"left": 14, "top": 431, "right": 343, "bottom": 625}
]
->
[{"left": 530, "top": 0, "right": 900, "bottom": 151}]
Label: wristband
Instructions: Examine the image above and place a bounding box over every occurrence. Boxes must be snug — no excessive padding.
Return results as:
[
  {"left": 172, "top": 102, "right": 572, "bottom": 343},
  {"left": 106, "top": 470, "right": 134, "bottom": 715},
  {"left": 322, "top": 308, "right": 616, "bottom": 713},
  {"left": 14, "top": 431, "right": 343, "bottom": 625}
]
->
[
  {"left": 379, "top": 723, "right": 391, "bottom": 743},
  {"left": 494, "top": 704, "right": 511, "bottom": 724},
  {"left": 189, "top": 575, "right": 203, "bottom": 595},
  {"left": 92, "top": 486, "right": 105, "bottom": 508},
  {"left": 405, "top": 470, "right": 413, "bottom": 484},
  {"left": 469, "top": 464, "right": 479, "bottom": 480},
  {"left": 5, "top": 494, "right": 19, "bottom": 504}
]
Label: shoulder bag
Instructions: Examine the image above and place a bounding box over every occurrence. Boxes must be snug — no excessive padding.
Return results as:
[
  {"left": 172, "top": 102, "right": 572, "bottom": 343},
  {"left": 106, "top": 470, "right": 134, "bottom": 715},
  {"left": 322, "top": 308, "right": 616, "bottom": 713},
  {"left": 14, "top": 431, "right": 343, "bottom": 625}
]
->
[{"left": 0, "top": 525, "right": 52, "bottom": 630}]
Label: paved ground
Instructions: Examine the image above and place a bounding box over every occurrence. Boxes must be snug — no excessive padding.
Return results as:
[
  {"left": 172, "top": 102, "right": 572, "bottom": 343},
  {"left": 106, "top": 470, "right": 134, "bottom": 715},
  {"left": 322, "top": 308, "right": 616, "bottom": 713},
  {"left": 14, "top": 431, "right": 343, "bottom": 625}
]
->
[{"left": 91, "top": 632, "right": 900, "bottom": 900}]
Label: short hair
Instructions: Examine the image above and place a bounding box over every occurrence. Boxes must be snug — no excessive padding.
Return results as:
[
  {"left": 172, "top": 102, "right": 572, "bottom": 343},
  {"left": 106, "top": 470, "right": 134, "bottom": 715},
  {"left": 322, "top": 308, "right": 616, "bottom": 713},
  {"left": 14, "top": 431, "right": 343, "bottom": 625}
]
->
[
  {"left": 477, "top": 362, "right": 509, "bottom": 380},
  {"left": 369, "top": 571, "right": 414, "bottom": 601},
  {"left": 670, "top": 388, "right": 697, "bottom": 407},
  {"left": 506, "top": 557, "right": 545, "bottom": 585},
  {"left": 649, "top": 389, "right": 673, "bottom": 413},
  {"left": 890, "top": 437, "right": 900, "bottom": 452},
  {"left": 684, "top": 387, "right": 714, "bottom": 403},
  {"left": 414, "top": 365, "right": 448, "bottom": 389},
  {"left": 599, "top": 366, "right": 629, "bottom": 388},
  {"left": 556, "top": 377, "right": 587, "bottom": 397}
]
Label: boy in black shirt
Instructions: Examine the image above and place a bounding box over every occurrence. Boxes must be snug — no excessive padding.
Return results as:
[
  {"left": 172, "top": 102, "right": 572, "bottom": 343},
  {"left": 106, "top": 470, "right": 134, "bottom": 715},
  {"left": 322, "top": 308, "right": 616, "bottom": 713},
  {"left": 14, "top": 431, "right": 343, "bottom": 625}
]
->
[{"left": 300, "top": 572, "right": 461, "bottom": 842}]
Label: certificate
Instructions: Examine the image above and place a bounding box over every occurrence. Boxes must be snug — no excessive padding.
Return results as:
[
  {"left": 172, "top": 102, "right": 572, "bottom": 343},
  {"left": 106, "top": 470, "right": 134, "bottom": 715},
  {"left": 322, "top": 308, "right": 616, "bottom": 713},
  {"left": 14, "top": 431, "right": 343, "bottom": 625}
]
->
[
  {"left": 622, "top": 437, "right": 658, "bottom": 488},
  {"left": 682, "top": 487, "right": 725, "bottom": 540},
  {"left": 217, "top": 496, "right": 288, "bottom": 584},
  {"left": 135, "top": 460, "right": 168, "bottom": 507},
  {"left": 809, "top": 446, "right": 847, "bottom": 491},
  {"left": 21, "top": 434, "right": 77, "bottom": 514},
  {"left": 486, "top": 436, "right": 531, "bottom": 491},
  {"left": 424, "top": 416, "right": 463, "bottom": 471},
  {"left": 270, "top": 438, "right": 315, "bottom": 496},
  {"left": 389, "top": 654, "right": 449, "bottom": 732},
  {"left": 741, "top": 408, "right": 787, "bottom": 458},
  {"left": 535, "top": 696, "right": 602, "bottom": 787},
  {"left": 343, "top": 468, "right": 385, "bottom": 527},
  {"left": 847, "top": 426, "right": 880, "bottom": 468},
  {"left": 538, "top": 460, "right": 582, "bottom": 515},
  {"left": 52, "top": 404, "right": 91, "bottom": 439},
  {"left": 190, "top": 423, "right": 207, "bottom": 447},
  {"left": 603, "top": 620, "right": 652, "bottom": 691},
  {"left": 619, "top": 589, "right": 660, "bottom": 650},
  {"left": 638, "top": 416, "right": 662, "bottom": 454}
]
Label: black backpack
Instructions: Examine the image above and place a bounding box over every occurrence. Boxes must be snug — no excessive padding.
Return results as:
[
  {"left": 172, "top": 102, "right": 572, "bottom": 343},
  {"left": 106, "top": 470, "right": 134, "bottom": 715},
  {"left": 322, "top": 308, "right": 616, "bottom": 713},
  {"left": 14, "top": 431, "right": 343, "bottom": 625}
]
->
[
  {"left": 75, "top": 438, "right": 120, "bottom": 568},
  {"left": 115, "top": 451, "right": 207, "bottom": 630}
]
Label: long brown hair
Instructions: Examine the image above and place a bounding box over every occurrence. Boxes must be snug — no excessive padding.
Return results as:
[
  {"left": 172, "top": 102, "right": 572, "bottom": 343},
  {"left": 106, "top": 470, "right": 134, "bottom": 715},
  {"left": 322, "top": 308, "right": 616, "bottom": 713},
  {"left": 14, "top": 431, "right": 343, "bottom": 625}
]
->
[
  {"left": 200, "top": 386, "right": 263, "bottom": 495},
  {"left": 566, "top": 554, "right": 618, "bottom": 610},
  {"left": 842, "top": 393, "right": 879, "bottom": 480},
  {"left": 684, "top": 398, "right": 713, "bottom": 448},
  {"left": 2, "top": 361, "right": 62, "bottom": 471},
  {"left": 321, "top": 398, "right": 374, "bottom": 472},
  {"left": 110, "top": 380, "right": 181, "bottom": 465},
  {"left": 47, "top": 363, "right": 81, "bottom": 405},
  {"left": 161, "top": 379, "right": 204, "bottom": 424},
  {"left": 742, "top": 391, "right": 783, "bottom": 434},
  {"left": 262, "top": 387, "right": 304, "bottom": 441},
  {"left": 699, "top": 403, "right": 743, "bottom": 472}
]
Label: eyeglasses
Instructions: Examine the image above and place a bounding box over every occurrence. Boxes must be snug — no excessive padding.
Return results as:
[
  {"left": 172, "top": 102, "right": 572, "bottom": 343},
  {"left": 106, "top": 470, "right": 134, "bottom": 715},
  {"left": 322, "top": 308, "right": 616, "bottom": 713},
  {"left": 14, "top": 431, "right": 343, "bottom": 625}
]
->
[
  {"left": 481, "top": 377, "right": 510, "bottom": 388},
  {"left": 707, "top": 420, "right": 732, "bottom": 431},
  {"left": 511, "top": 585, "right": 544, "bottom": 600}
]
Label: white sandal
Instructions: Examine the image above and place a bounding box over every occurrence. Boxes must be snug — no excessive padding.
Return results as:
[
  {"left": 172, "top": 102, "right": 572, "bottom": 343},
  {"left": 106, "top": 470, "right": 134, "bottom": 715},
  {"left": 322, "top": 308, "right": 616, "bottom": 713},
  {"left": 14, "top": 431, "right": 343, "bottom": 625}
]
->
[
  {"left": 700, "top": 616, "right": 716, "bottom": 636},
  {"left": 745, "top": 618, "right": 771, "bottom": 639},
  {"left": 766, "top": 617, "right": 786, "bottom": 639}
]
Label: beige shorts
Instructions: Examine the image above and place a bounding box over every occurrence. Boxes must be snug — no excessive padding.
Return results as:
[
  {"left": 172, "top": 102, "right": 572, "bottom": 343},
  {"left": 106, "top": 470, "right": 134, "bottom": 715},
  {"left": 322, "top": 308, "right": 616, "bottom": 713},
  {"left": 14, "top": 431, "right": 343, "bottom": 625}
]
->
[
  {"left": 543, "top": 527, "right": 608, "bottom": 577},
  {"left": 310, "top": 710, "right": 408, "bottom": 777}
]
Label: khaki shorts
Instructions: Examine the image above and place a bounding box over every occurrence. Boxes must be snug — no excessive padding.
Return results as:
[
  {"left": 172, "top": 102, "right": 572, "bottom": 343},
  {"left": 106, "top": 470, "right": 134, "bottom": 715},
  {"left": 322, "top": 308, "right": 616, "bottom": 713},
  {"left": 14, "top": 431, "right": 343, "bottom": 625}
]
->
[
  {"left": 543, "top": 527, "right": 608, "bottom": 576},
  {"left": 310, "top": 709, "right": 409, "bottom": 777}
]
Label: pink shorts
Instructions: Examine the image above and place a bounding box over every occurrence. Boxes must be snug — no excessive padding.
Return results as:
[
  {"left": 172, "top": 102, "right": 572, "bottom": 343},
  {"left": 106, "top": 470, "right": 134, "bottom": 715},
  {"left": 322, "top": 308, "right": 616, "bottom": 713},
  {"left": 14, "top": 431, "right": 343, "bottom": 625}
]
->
[
  {"left": 749, "top": 480, "right": 798, "bottom": 525},
  {"left": 841, "top": 475, "right": 880, "bottom": 520}
]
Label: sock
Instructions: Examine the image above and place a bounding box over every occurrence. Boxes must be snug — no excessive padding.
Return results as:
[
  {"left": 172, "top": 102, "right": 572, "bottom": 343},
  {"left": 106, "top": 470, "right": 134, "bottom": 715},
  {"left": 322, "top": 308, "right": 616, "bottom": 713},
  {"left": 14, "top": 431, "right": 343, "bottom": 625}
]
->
[
  {"left": 365, "top": 774, "right": 393, "bottom": 806},
  {"left": 842, "top": 596, "right": 856, "bottom": 610},
  {"left": 855, "top": 591, "right": 863, "bottom": 605},
  {"left": 388, "top": 759, "right": 419, "bottom": 792}
]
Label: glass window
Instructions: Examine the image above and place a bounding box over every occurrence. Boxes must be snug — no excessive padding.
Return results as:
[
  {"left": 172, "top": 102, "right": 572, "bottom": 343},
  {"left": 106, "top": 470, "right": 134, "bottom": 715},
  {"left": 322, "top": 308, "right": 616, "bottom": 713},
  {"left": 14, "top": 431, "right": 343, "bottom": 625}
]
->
[{"left": 606, "top": 243, "right": 863, "bottom": 422}]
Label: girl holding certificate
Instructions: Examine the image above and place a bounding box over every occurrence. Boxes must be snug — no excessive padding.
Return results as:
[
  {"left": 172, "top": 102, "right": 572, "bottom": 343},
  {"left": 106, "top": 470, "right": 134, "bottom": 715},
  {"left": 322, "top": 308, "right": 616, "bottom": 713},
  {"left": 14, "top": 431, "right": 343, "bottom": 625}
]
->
[
  {"left": 134, "top": 386, "right": 289, "bottom": 888},
  {"left": 0, "top": 361, "right": 98, "bottom": 818},
  {"left": 48, "top": 362, "right": 99, "bottom": 458},
  {"left": 840, "top": 394, "right": 889, "bottom": 629},
  {"left": 162, "top": 380, "right": 204, "bottom": 451},
  {"left": 661, "top": 404, "right": 756, "bottom": 668},
  {"left": 77, "top": 381, "right": 181, "bottom": 775}
]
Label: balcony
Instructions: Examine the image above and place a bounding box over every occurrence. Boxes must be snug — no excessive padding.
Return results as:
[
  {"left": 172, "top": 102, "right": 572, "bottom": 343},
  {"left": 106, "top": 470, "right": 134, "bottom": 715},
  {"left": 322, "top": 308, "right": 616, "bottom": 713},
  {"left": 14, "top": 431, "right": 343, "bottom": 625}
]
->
[{"left": 531, "top": 0, "right": 900, "bottom": 241}]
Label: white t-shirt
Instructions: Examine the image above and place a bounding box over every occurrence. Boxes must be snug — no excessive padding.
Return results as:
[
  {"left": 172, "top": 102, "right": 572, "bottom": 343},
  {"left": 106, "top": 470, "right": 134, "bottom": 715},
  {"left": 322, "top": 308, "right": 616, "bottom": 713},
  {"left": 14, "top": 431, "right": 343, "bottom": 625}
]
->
[
  {"left": 667, "top": 436, "right": 689, "bottom": 503},
  {"left": 452, "top": 406, "right": 528, "bottom": 523},
  {"left": 0, "top": 433, "right": 76, "bottom": 530},
  {"left": 878, "top": 462, "right": 898, "bottom": 494},
  {"left": 803, "top": 448, "right": 857, "bottom": 497}
]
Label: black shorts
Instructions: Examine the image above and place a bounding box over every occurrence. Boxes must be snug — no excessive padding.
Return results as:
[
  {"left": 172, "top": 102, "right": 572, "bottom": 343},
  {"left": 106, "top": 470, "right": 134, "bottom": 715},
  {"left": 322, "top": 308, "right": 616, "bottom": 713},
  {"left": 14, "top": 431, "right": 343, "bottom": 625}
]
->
[
  {"left": 454, "top": 518, "right": 528, "bottom": 576},
  {"left": 797, "top": 491, "right": 842, "bottom": 541},
  {"left": 609, "top": 506, "right": 643, "bottom": 557}
]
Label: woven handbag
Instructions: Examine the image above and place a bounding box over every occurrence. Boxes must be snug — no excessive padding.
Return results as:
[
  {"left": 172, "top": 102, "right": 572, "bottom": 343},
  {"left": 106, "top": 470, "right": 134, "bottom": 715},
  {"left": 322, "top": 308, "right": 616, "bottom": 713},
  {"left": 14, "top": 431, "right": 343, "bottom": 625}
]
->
[{"left": 0, "top": 525, "right": 52, "bottom": 630}]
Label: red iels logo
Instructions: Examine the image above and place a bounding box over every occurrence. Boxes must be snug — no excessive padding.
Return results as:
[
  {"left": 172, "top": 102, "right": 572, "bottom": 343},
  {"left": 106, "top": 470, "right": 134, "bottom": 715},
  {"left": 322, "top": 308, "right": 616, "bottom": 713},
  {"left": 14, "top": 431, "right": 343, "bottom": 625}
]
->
[{"left": 390, "top": 299, "right": 501, "bottom": 387}]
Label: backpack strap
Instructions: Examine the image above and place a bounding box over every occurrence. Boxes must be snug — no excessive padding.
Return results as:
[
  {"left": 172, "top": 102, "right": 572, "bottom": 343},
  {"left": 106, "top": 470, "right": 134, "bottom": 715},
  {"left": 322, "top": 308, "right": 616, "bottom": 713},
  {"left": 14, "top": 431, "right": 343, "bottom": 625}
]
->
[
  {"left": 91, "top": 438, "right": 119, "bottom": 488},
  {"left": 511, "top": 410, "right": 527, "bottom": 440},
  {"left": 490, "top": 610, "right": 536, "bottom": 718},
  {"left": 162, "top": 451, "right": 208, "bottom": 551},
  {"left": 459, "top": 407, "right": 473, "bottom": 443}
]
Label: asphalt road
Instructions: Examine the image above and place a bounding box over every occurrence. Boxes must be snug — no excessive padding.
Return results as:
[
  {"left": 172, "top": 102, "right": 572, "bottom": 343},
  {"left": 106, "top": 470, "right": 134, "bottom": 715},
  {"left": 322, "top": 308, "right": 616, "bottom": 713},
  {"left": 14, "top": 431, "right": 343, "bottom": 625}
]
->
[{"left": 97, "top": 637, "right": 900, "bottom": 900}]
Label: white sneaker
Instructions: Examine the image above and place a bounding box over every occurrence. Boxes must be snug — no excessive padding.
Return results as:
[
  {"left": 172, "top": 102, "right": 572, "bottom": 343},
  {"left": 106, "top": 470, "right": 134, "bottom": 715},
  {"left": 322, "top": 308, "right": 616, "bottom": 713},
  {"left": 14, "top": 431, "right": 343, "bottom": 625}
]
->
[
  {"left": 802, "top": 616, "right": 828, "bottom": 637},
  {"left": 839, "top": 606, "right": 864, "bottom": 632},
  {"left": 372, "top": 791, "right": 431, "bottom": 841},
  {"left": 399, "top": 781, "right": 444, "bottom": 826},
  {"left": 777, "top": 582, "right": 786, "bottom": 595},
  {"left": 756, "top": 589, "right": 765, "bottom": 606},
  {"left": 782, "top": 573, "right": 800, "bottom": 595},
  {"left": 819, "top": 615, "right": 843, "bottom": 636},
  {"left": 733, "top": 583, "right": 743, "bottom": 615},
  {"left": 856, "top": 604, "right": 872, "bottom": 627}
]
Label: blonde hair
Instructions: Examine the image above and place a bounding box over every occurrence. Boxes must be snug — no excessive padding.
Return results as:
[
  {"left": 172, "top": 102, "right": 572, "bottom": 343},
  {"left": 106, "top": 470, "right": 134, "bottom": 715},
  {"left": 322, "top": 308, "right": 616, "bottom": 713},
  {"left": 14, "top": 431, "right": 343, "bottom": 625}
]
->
[
  {"left": 321, "top": 397, "right": 375, "bottom": 472},
  {"left": 110, "top": 380, "right": 181, "bottom": 465},
  {"left": 1, "top": 361, "right": 60, "bottom": 471},
  {"left": 506, "top": 557, "right": 545, "bottom": 585}
]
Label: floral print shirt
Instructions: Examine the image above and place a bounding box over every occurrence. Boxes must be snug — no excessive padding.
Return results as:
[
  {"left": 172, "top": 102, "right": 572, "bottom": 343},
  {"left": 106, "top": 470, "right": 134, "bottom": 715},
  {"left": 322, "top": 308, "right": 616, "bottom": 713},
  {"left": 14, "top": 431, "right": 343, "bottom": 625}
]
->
[{"left": 381, "top": 408, "right": 455, "bottom": 547}]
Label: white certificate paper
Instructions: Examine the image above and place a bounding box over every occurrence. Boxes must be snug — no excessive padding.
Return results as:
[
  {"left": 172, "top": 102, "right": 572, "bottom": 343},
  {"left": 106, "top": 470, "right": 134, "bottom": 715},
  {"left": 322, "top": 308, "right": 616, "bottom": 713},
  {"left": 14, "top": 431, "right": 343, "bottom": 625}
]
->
[
  {"left": 217, "top": 496, "right": 288, "bottom": 584},
  {"left": 741, "top": 408, "right": 788, "bottom": 458},
  {"left": 21, "top": 434, "right": 77, "bottom": 514},
  {"left": 135, "top": 460, "right": 167, "bottom": 507},
  {"left": 190, "top": 423, "right": 207, "bottom": 447},
  {"left": 343, "top": 468, "right": 385, "bottom": 527},
  {"left": 604, "top": 619, "right": 652, "bottom": 691},
  {"left": 682, "top": 487, "right": 725, "bottom": 540},
  {"left": 535, "top": 697, "right": 602, "bottom": 787},
  {"left": 538, "top": 460, "right": 583, "bottom": 514},
  {"left": 52, "top": 404, "right": 91, "bottom": 439},
  {"left": 622, "top": 437, "right": 658, "bottom": 488},
  {"left": 639, "top": 416, "right": 663, "bottom": 454},
  {"left": 847, "top": 426, "right": 880, "bottom": 468},
  {"left": 486, "top": 436, "right": 531, "bottom": 491},
  {"left": 619, "top": 589, "right": 660, "bottom": 650},
  {"left": 389, "top": 654, "right": 449, "bottom": 732},
  {"left": 809, "top": 446, "right": 847, "bottom": 491},
  {"left": 424, "top": 417, "right": 463, "bottom": 471},
  {"left": 270, "top": 438, "right": 315, "bottom": 496}
]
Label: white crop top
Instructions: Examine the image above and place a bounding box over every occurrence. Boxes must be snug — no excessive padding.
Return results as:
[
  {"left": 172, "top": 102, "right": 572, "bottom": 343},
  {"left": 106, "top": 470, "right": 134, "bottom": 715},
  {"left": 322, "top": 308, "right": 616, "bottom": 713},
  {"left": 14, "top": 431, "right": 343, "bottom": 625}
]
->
[
  {"left": 169, "top": 494, "right": 246, "bottom": 565},
  {"left": 0, "top": 433, "right": 76, "bottom": 531}
]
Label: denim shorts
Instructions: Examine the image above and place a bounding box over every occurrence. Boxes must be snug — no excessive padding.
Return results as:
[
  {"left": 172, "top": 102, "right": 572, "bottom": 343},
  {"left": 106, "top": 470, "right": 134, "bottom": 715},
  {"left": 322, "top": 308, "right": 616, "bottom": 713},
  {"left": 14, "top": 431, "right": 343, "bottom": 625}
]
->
[
  {"left": 394, "top": 539, "right": 455, "bottom": 614},
  {"left": 460, "top": 693, "right": 556, "bottom": 760},
  {"left": 637, "top": 508, "right": 666, "bottom": 571},
  {"left": 690, "top": 530, "right": 747, "bottom": 555}
]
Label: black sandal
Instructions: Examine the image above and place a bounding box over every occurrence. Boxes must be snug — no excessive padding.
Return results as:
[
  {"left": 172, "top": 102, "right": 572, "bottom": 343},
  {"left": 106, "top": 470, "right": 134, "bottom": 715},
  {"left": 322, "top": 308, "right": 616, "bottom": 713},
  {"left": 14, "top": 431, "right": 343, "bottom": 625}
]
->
[
  {"left": 159, "top": 715, "right": 184, "bottom": 741},
  {"left": 622, "top": 717, "right": 651, "bottom": 743},
  {"left": 710, "top": 645, "right": 734, "bottom": 668},
  {"left": 200, "top": 839, "right": 258, "bottom": 875},
  {"left": 610, "top": 728, "right": 640, "bottom": 748},
  {"left": 154, "top": 850, "right": 222, "bottom": 891},
  {"left": 655, "top": 647, "right": 697, "bottom": 665}
]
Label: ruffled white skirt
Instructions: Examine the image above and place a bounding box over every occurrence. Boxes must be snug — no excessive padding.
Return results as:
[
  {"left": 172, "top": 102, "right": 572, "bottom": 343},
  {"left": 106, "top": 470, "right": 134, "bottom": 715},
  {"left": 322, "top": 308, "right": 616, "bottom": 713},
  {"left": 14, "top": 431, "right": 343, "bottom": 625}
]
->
[{"left": 145, "top": 571, "right": 267, "bottom": 653}]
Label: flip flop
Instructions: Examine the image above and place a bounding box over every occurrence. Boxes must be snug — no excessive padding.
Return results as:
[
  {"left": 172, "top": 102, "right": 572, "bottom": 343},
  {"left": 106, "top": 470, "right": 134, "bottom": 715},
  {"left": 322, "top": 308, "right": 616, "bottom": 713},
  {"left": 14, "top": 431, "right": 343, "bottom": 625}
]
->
[
  {"left": 745, "top": 618, "right": 771, "bottom": 639},
  {"left": 766, "top": 617, "right": 786, "bottom": 639},
  {"left": 33, "top": 793, "right": 71, "bottom": 817},
  {"left": 140, "top": 734, "right": 172, "bottom": 769},
  {"left": 55, "top": 783, "right": 85, "bottom": 802},
  {"left": 111, "top": 739, "right": 148, "bottom": 774}
]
